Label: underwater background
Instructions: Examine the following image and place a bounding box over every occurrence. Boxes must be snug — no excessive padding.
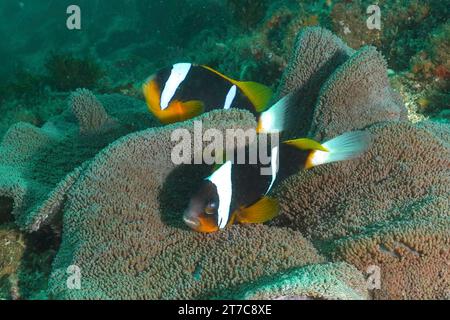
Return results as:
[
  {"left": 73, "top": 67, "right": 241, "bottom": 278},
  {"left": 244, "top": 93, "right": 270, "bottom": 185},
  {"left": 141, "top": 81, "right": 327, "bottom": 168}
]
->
[{"left": 0, "top": 0, "right": 449, "bottom": 300}]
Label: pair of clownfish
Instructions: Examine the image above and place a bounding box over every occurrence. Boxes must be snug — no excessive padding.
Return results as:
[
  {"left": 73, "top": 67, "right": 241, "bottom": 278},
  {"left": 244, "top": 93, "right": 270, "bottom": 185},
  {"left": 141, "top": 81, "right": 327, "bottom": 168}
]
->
[{"left": 143, "top": 63, "right": 372, "bottom": 233}]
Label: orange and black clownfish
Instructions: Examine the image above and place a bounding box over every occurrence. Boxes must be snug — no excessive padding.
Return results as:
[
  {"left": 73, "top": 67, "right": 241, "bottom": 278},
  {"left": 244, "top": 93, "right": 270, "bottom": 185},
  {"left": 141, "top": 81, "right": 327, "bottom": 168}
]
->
[
  {"left": 182, "top": 95, "right": 373, "bottom": 233},
  {"left": 142, "top": 63, "right": 273, "bottom": 124}
]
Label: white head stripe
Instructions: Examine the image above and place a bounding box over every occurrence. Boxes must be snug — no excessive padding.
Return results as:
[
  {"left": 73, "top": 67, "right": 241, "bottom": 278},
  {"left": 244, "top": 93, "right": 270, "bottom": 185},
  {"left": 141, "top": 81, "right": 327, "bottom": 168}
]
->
[
  {"left": 160, "top": 63, "right": 192, "bottom": 110},
  {"left": 265, "top": 145, "right": 279, "bottom": 195},
  {"left": 223, "top": 85, "right": 237, "bottom": 110},
  {"left": 206, "top": 161, "right": 232, "bottom": 229}
]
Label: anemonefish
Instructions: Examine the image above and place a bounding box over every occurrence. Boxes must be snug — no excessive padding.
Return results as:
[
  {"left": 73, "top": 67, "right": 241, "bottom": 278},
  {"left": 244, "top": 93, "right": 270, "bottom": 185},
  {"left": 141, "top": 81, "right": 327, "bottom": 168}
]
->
[
  {"left": 142, "top": 63, "right": 273, "bottom": 124},
  {"left": 183, "top": 95, "right": 372, "bottom": 233}
]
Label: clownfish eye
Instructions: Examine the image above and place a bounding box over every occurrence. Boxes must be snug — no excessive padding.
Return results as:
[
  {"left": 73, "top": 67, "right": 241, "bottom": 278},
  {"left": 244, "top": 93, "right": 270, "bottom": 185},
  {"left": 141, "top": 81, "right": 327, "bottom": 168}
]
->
[{"left": 205, "top": 201, "right": 217, "bottom": 215}]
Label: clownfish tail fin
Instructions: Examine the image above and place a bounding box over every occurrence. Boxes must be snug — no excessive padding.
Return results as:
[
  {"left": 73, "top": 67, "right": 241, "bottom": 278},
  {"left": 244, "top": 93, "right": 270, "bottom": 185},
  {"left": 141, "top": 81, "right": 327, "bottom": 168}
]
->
[
  {"left": 304, "top": 131, "right": 372, "bottom": 169},
  {"left": 257, "top": 93, "right": 296, "bottom": 134},
  {"left": 235, "top": 81, "right": 273, "bottom": 113}
]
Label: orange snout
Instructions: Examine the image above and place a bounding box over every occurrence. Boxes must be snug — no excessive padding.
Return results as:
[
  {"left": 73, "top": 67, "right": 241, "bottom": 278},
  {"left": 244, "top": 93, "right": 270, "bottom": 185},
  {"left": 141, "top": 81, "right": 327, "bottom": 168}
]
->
[{"left": 183, "top": 213, "right": 219, "bottom": 233}]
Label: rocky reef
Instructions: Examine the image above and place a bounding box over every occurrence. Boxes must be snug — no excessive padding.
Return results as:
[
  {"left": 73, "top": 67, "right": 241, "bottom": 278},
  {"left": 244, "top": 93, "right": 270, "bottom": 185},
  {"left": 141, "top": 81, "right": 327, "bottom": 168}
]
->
[
  {"left": 0, "top": 89, "right": 158, "bottom": 231},
  {"left": 0, "top": 26, "right": 449, "bottom": 300},
  {"left": 2, "top": 0, "right": 448, "bottom": 134},
  {"left": 44, "top": 109, "right": 368, "bottom": 300},
  {"left": 272, "top": 27, "right": 449, "bottom": 300}
]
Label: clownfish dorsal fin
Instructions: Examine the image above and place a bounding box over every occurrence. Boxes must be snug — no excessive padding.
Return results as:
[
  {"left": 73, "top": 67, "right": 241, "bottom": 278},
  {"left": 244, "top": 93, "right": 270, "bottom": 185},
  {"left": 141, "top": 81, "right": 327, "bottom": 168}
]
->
[
  {"left": 235, "top": 196, "right": 279, "bottom": 224},
  {"left": 201, "top": 65, "right": 235, "bottom": 83},
  {"left": 200, "top": 65, "right": 273, "bottom": 113},
  {"left": 283, "top": 138, "right": 329, "bottom": 152}
]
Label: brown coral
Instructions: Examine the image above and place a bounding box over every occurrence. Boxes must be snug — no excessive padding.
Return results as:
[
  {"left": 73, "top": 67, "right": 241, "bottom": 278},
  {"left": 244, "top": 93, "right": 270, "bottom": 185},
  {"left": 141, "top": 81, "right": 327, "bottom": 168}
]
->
[
  {"left": 330, "top": 1, "right": 382, "bottom": 50},
  {"left": 274, "top": 122, "right": 449, "bottom": 242},
  {"left": 47, "top": 110, "right": 326, "bottom": 299},
  {"left": 69, "top": 89, "right": 116, "bottom": 135},
  {"left": 276, "top": 27, "right": 406, "bottom": 140},
  {"left": 276, "top": 27, "right": 354, "bottom": 137},
  {"left": 0, "top": 225, "right": 25, "bottom": 278},
  {"left": 330, "top": 198, "right": 450, "bottom": 300},
  {"left": 266, "top": 27, "right": 449, "bottom": 300},
  {"left": 3, "top": 26, "right": 445, "bottom": 300},
  {"left": 0, "top": 225, "right": 25, "bottom": 300},
  {"left": 0, "top": 90, "right": 158, "bottom": 230},
  {"left": 272, "top": 94, "right": 449, "bottom": 299},
  {"left": 231, "top": 262, "right": 370, "bottom": 300},
  {"left": 309, "top": 46, "right": 407, "bottom": 141},
  {"left": 277, "top": 27, "right": 354, "bottom": 98}
]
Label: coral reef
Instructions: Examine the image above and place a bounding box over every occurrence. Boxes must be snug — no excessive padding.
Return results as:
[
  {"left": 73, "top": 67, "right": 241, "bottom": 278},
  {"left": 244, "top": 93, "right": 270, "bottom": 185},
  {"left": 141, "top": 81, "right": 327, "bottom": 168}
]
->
[
  {"left": 329, "top": 1, "right": 449, "bottom": 119},
  {"left": 1, "top": 1, "right": 446, "bottom": 92},
  {"left": 0, "top": 196, "right": 14, "bottom": 224},
  {"left": 276, "top": 27, "right": 405, "bottom": 140},
  {"left": 227, "top": 0, "right": 269, "bottom": 30},
  {"left": 269, "top": 27, "right": 449, "bottom": 299},
  {"left": 0, "top": 224, "right": 25, "bottom": 300},
  {"left": 230, "top": 262, "right": 369, "bottom": 300},
  {"left": 406, "top": 21, "right": 450, "bottom": 117},
  {"left": 330, "top": 197, "right": 450, "bottom": 300},
  {"left": 0, "top": 6, "right": 448, "bottom": 298},
  {"left": 0, "top": 55, "right": 106, "bottom": 139},
  {"left": 44, "top": 27, "right": 447, "bottom": 300},
  {"left": 44, "top": 53, "right": 105, "bottom": 92},
  {"left": 275, "top": 122, "right": 449, "bottom": 240},
  {"left": 4, "top": 69, "right": 46, "bottom": 103},
  {"left": 46, "top": 110, "right": 335, "bottom": 299},
  {"left": 0, "top": 90, "right": 158, "bottom": 230},
  {"left": 69, "top": 89, "right": 116, "bottom": 135},
  {"left": 2, "top": 0, "right": 447, "bottom": 140},
  {"left": 0, "top": 223, "right": 59, "bottom": 300},
  {"left": 0, "top": 225, "right": 24, "bottom": 279},
  {"left": 329, "top": 0, "right": 447, "bottom": 69}
]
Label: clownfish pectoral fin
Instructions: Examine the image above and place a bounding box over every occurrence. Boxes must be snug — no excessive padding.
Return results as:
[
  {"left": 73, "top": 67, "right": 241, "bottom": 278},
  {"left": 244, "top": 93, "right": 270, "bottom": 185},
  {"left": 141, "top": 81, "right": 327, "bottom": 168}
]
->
[
  {"left": 179, "top": 100, "right": 205, "bottom": 119},
  {"left": 235, "top": 81, "right": 273, "bottom": 113},
  {"left": 235, "top": 196, "right": 279, "bottom": 224},
  {"left": 304, "top": 131, "right": 372, "bottom": 169},
  {"left": 154, "top": 100, "right": 205, "bottom": 124},
  {"left": 283, "top": 138, "right": 329, "bottom": 152},
  {"left": 256, "top": 93, "right": 296, "bottom": 134}
]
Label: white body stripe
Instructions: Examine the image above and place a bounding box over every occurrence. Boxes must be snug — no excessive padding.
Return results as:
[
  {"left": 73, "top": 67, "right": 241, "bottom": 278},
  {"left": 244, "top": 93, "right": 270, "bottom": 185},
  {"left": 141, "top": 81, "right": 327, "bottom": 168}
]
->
[
  {"left": 160, "top": 63, "right": 192, "bottom": 110},
  {"left": 223, "top": 85, "right": 237, "bottom": 110},
  {"left": 206, "top": 161, "right": 233, "bottom": 229},
  {"left": 265, "top": 145, "right": 279, "bottom": 195}
]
